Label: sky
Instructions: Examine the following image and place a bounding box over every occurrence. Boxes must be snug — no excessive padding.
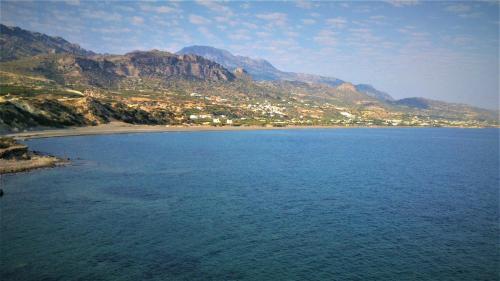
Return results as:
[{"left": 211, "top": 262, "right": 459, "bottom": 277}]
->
[{"left": 1, "top": 0, "right": 499, "bottom": 109}]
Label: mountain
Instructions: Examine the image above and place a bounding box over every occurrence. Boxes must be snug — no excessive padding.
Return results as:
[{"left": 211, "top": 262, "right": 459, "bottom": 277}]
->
[
  {"left": 178, "top": 46, "right": 400, "bottom": 103},
  {"left": 177, "top": 45, "right": 280, "bottom": 80},
  {"left": 0, "top": 50, "right": 235, "bottom": 88},
  {"left": 355, "top": 84, "right": 394, "bottom": 102},
  {"left": 0, "top": 24, "right": 94, "bottom": 62},
  {"left": 177, "top": 45, "right": 344, "bottom": 87}
]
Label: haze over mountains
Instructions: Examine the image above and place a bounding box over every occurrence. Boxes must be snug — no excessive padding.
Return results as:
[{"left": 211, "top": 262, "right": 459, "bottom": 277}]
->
[
  {"left": 177, "top": 45, "right": 396, "bottom": 102},
  {"left": 0, "top": 24, "right": 497, "bottom": 131}
]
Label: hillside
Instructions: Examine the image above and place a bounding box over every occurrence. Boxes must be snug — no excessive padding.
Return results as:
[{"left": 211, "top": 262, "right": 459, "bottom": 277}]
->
[{"left": 355, "top": 84, "right": 394, "bottom": 102}]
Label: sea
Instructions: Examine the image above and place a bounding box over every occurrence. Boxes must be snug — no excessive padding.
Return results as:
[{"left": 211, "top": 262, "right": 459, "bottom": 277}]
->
[{"left": 1, "top": 128, "right": 499, "bottom": 281}]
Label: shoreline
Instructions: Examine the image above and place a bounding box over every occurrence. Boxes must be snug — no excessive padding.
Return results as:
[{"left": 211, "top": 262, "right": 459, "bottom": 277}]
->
[{"left": 3, "top": 122, "right": 496, "bottom": 140}]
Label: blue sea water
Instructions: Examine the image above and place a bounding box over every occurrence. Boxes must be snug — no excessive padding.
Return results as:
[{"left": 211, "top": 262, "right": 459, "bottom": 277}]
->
[{"left": 0, "top": 128, "right": 499, "bottom": 281}]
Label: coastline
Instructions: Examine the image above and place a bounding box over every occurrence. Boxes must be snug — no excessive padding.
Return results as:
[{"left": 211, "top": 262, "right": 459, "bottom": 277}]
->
[
  {"left": 4, "top": 122, "right": 346, "bottom": 140},
  {"left": 3, "top": 122, "right": 493, "bottom": 140}
]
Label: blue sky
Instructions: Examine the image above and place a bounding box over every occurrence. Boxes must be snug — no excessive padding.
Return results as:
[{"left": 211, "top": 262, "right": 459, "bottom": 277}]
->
[{"left": 1, "top": 0, "right": 498, "bottom": 109}]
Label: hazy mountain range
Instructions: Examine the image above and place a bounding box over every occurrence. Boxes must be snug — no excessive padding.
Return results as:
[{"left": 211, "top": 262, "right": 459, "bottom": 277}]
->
[{"left": 177, "top": 45, "right": 396, "bottom": 102}]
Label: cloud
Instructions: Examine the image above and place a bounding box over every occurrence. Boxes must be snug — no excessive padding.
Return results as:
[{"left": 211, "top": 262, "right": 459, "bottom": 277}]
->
[
  {"left": 82, "top": 10, "right": 122, "bottom": 22},
  {"left": 214, "top": 15, "right": 238, "bottom": 26},
  {"left": 256, "top": 12, "right": 288, "bottom": 27},
  {"left": 385, "top": 0, "right": 419, "bottom": 7},
  {"left": 256, "top": 31, "right": 272, "bottom": 38},
  {"left": 445, "top": 4, "right": 471, "bottom": 13},
  {"left": 295, "top": 0, "right": 313, "bottom": 9},
  {"left": 240, "top": 3, "right": 251, "bottom": 9},
  {"left": 195, "top": 0, "right": 233, "bottom": 16},
  {"left": 141, "top": 4, "right": 180, "bottom": 14},
  {"left": 132, "top": 16, "right": 144, "bottom": 25},
  {"left": 65, "top": 0, "right": 80, "bottom": 6},
  {"left": 325, "top": 17, "right": 347, "bottom": 28},
  {"left": 302, "top": 19, "right": 316, "bottom": 25},
  {"left": 189, "top": 14, "right": 211, "bottom": 25},
  {"left": 443, "top": 35, "right": 474, "bottom": 45},
  {"left": 197, "top": 26, "right": 216, "bottom": 40},
  {"left": 444, "top": 4, "right": 481, "bottom": 18},
  {"left": 228, "top": 30, "right": 252, "bottom": 41},
  {"left": 370, "top": 15, "right": 386, "bottom": 20},
  {"left": 91, "top": 27, "right": 132, "bottom": 33},
  {"left": 314, "top": 29, "right": 337, "bottom": 46}
]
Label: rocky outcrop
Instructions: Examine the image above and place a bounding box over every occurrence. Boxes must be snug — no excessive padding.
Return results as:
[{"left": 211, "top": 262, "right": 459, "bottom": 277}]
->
[
  {"left": 0, "top": 137, "right": 28, "bottom": 160},
  {"left": 336, "top": 82, "right": 357, "bottom": 92},
  {"left": 234, "top": 67, "right": 252, "bottom": 81},
  {"left": 0, "top": 137, "right": 65, "bottom": 174},
  {"left": 111, "top": 50, "right": 235, "bottom": 81}
]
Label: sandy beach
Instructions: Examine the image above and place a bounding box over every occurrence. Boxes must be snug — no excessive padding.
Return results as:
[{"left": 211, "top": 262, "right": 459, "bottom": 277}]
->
[
  {"left": 3, "top": 122, "right": 489, "bottom": 140},
  {"left": 4, "top": 122, "right": 350, "bottom": 140}
]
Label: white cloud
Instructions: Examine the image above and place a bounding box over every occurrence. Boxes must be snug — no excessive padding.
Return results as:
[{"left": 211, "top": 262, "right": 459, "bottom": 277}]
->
[
  {"left": 370, "top": 15, "right": 386, "bottom": 20},
  {"left": 445, "top": 4, "right": 471, "bottom": 13},
  {"left": 444, "top": 4, "right": 481, "bottom": 18},
  {"left": 140, "top": 4, "right": 180, "bottom": 14},
  {"left": 385, "top": 0, "right": 419, "bottom": 7},
  {"left": 132, "top": 16, "right": 144, "bottom": 25},
  {"left": 198, "top": 26, "right": 216, "bottom": 40},
  {"left": 214, "top": 15, "right": 237, "bottom": 26},
  {"left": 65, "top": 0, "right": 80, "bottom": 6},
  {"left": 240, "top": 3, "right": 251, "bottom": 9},
  {"left": 256, "top": 12, "right": 288, "bottom": 27},
  {"left": 325, "top": 17, "right": 347, "bottom": 28},
  {"left": 302, "top": 19, "right": 316, "bottom": 25},
  {"left": 295, "top": 0, "right": 313, "bottom": 9},
  {"left": 195, "top": 0, "right": 233, "bottom": 16},
  {"left": 189, "top": 14, "right": 211, "bottom": 25},
  {"left": 256, "top": 31, "right": 272, "bottom": 38},
  {"left": 443, "top": 35, "right": 474, "bottom": 45},
  {"left": 314, "top": 29, "right": 337, "bottom": 46},
  {"left": 242, "top": 22, "right": 258, "bottom": 29},
  {"left": 229, "top": 31, "right": 252, "bottom": 41},
  {"left": 83, "top": 10, "right": 122, "bottom": 22},
  {"left": 91, "top": 27, "right": 131, "bottom": 33}
]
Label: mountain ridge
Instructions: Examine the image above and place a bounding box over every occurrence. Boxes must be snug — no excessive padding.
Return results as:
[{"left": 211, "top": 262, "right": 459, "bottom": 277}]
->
[
  {"left": 177, "top": 45, "right": 395, "bottom": 102},
  {"left": 0, "top": 24, "right": 95, "bottom": 62}
]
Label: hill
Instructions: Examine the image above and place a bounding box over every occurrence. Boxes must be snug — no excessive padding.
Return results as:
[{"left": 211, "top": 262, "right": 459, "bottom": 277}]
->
[{"left": 0, "top": 24, "right": 94, "bottom": 62}]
